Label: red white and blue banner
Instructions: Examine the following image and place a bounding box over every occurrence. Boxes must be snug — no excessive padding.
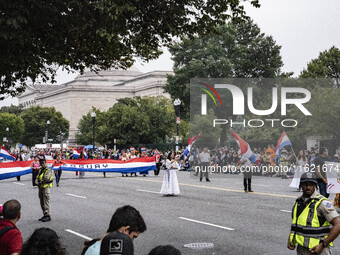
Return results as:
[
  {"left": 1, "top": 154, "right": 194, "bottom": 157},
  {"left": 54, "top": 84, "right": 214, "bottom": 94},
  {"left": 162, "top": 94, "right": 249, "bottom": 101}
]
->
[
  {"left": 326, "top": 162, "right": 340, "bottom": 193},
  {"left": 275, "top": 131, "right": 292, "bottom": 159},
  {"left": 184, "top": 131, "right": 202, "bottom": 157},
  {"left": 0, "top": 157, "right": 156, "bottom": 180},
  {"left": 72, "top": 149, "right": 81, "bottom": 159},
  {"left": 0, "top": 145, "right": 15, "bottom": 161},
  {"left": 231, "top": 131, "right": 256, "bottom": 163}
]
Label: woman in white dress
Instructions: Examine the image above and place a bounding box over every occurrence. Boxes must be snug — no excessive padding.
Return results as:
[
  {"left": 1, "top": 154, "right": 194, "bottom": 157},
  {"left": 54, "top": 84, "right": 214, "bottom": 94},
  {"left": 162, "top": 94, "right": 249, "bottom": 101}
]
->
[{"left": 160, "top": 151, "right": 180, "bottom": 196}]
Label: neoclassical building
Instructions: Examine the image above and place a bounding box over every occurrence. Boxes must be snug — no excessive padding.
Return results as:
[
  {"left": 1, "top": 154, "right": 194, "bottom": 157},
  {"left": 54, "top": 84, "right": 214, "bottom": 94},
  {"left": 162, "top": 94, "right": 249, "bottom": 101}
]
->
[{"left": 18, "top": 68, "right": 172, "bottom": 142}]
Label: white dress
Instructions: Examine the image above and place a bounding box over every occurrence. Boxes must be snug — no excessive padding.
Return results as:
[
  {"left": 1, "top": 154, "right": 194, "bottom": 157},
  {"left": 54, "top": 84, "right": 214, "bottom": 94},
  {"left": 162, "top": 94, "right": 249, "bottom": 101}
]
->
[{"left": 160, "top": 159, "right": 180, "bottom": 195}]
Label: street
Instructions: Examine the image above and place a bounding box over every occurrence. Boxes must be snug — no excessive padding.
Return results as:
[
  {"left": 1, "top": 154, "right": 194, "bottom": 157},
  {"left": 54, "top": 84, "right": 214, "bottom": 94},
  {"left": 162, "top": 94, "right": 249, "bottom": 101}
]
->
[{"left": 1, "top": 170, "right": 340, "bottom": 255}]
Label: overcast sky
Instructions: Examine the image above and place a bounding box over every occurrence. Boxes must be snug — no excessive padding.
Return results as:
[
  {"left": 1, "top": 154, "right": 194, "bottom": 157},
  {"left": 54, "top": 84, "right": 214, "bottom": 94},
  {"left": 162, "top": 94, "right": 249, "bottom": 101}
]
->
[{"left": 1, "top": 0, "right": 339, "bottom": 107}]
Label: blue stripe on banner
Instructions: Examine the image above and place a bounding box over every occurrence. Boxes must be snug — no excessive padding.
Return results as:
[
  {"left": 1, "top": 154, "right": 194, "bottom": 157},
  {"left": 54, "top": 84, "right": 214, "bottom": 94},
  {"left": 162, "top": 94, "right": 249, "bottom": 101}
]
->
[
  {"left": 0, "top": 153, "right": 15, "bottom": 161},
  {"left": 0, "top": 169, "right": 32, "bottom": 180}
]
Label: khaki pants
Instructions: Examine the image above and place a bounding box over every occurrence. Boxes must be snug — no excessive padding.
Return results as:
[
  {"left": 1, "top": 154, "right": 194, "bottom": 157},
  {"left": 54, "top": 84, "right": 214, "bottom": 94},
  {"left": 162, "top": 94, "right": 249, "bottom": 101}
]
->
[
  {"left": 297, "top": 245, "right": 331, "bottom": 255},
  {"left": 39, "top": 187, "right": 50, "bottom": 216}
]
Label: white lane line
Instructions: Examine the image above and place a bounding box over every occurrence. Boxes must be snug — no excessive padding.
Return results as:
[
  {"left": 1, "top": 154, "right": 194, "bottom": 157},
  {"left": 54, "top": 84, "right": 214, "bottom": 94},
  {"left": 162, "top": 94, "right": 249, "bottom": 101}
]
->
[
  {"left": 13, "top": 182, "right": 25, "bottom": 186},
  {"left": 280, "top": 210, "right": 291, "bottom": 213},
  {"left": 136, "top": 189, "right": 159, "bottom": 194},
  {"left": 66, "top": 193, "right": 87, "bottom": 199},
  {"left": 65, "top": 229, "right": 92, "bottom": 240},
  {"left": 179, "top": 217, "right": 235, "bottom": 231}
]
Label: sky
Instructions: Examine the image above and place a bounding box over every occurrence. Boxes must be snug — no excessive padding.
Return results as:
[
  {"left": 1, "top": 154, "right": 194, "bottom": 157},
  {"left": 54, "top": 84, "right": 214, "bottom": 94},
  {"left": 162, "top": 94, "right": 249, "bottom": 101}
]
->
[{"left": 1, "top": 0, "right": 339, "bottom": 107}]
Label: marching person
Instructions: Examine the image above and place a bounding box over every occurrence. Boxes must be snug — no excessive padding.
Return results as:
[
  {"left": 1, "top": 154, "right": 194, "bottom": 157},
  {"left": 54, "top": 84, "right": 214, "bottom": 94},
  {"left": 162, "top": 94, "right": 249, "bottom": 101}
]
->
[
  {"left": 288, "top": 172, "right": 340, "bottom": 254},
  {"left": 52, "top": 155, "right": 66, "bottom": 187},
  {"left": 30, "top": 156, "right": 40, "bottom": 187},
  {"left": 35, "top": 158, "right": 53, "bottom": 222}
]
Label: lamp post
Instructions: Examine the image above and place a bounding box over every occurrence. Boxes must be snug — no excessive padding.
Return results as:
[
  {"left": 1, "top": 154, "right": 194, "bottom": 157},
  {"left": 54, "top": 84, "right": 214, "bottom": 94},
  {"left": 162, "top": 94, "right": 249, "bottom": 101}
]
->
[
  {"left": 173, "top": 98, "right": 181, "bottom": 152},
  {"left": 91, "top": 112, "right": 96, "bottom": 156},
  {"left": 5, "top": 127, "right": 9, "bottom": 150},
  {"left": 46, "top": 120, "right": 50, "bottom": 144}
]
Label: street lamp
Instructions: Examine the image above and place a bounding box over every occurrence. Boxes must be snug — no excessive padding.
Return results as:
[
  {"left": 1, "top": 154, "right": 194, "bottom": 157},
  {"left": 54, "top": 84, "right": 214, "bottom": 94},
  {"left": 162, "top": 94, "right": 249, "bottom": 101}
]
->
[
  {"left": 91, "top": 112, "right": 96, "bottom": 156},
  {"left": 173, "top": 98, "right": 181, "bottom": 152},
  {"left": 46, "top": 120, "right": 50, "bottom": 144},
  {"left": 5, "top": 127, "right": 9, "bottom": 150}
]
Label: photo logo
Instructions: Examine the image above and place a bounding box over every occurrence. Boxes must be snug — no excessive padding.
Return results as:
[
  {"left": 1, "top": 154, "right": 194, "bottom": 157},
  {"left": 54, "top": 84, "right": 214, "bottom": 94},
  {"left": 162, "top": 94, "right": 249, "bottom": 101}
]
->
[{"left": 197, "top": 81, "right": 223, "bottom": 109}]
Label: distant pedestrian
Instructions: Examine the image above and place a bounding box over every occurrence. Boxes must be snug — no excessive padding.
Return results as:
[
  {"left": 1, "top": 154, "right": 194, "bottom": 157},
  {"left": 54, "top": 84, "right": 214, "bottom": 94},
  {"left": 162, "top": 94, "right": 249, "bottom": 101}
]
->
[
  {"left": 198, "top": 148, "right": 210, "bottom": 182},
  {"left": 52, "top": 155, "right": 66, "bottom": 187},
  {"left": 314, "top": 147, "right": 330, "bottom": 198},
  {"left": 20, "top": 228, "right": 65, "bottom": 255},
  {"left": 30, "top": 156, "right": 40, "bottom": 187},
  {"left": 160, "top": 152, "right": 180, "bottom": 196},
  {"left": 0, "top": 199, "right": 23, "bottom": 255},
  {"left": 240, "top": 155, "right": 253, "bottom": 192},
  {"left": 35, "top": 158, "right": 53, "bottom": 222}
]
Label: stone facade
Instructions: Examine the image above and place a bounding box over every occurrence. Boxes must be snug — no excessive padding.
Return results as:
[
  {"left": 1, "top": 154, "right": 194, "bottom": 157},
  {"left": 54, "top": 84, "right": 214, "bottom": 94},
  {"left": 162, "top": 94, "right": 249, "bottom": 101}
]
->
[{"left": 18, "top": 68, "right": 172, "bottom": 142}]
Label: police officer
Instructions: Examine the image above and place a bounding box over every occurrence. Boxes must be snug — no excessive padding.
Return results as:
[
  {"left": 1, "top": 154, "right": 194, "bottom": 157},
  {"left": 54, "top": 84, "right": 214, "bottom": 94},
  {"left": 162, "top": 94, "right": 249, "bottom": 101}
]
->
[
  {"left": 35, "top": 158, "right": 53, "bottom": 222},
  {"left": 287, "top": 172, "right": 340, "bottom": 254}
]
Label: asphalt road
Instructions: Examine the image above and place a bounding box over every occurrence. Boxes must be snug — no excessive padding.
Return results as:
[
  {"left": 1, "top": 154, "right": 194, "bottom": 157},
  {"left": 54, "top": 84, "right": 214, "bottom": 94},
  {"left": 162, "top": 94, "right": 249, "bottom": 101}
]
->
[{"left": 1, "top": 170, "right": 340, "bottom": 255}]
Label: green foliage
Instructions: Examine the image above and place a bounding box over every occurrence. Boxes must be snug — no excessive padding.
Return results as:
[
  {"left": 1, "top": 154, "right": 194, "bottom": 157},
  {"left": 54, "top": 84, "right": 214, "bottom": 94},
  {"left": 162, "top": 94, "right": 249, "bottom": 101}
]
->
[
  {"left": 300, "top": 46, "right": 340, "bottom": 88},
  {"left": 76, "top": 96, "right": 188, "bottom": 145},
  {"left": 0, "top": 0, "right": 259, "bottom": 99},
  {"left": 0, "top": 113, "right": 25, "bottom": 147},
  {"left": 20, "top": 106, "right": 69, "bottom": 146},
  {"left": 0, "top": 104, "right": 24, "bottom": 116},
  {"left": 164, "top": 20, "right": 284, "bottom": 119}
]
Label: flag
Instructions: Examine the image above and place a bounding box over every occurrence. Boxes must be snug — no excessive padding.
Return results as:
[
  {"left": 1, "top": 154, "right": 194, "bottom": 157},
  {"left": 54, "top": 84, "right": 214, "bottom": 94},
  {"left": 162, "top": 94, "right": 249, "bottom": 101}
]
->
[
  {"left": 0, "top": 145, "right": 15, "bottom": 161},
  {"left": 184, "top": 131, "right": 202, "bottom": 157},
  {"left": 72, "top": 149, "right": 80, "bottom": 159},
  {"left": 275, "top": 131, "right": 292, "bottom": 159},
  {"left": 231, "top": 131, "right": 256, "bottom": 163},
  {"left": 0, "top": 157, "right": 157, "bottom": 180}
]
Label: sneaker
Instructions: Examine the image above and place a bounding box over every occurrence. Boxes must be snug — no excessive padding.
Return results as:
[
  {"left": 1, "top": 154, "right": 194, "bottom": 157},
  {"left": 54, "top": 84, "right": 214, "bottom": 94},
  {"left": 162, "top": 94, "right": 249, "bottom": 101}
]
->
[
  {"left": 38, "top": 216, "right": 46, "bottom": 221},
  {"left": 206, "top": 179, "right": 211, "bottom": 182},
  {"left": 57, "top": 184, "right": 59, "bottom": 187}
]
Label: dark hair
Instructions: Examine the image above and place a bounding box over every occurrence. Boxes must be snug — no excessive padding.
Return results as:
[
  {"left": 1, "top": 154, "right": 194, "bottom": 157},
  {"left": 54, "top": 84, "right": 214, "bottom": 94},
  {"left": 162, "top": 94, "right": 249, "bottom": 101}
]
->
[
  {"left": 320, "top": 147, "right": 327, "bottom": 155},
  {"left": 167, "top": 151, "right": 174, "bottom": 161},
  {"left": 107, "top": 205, "right": 146, "bottom": 234},
  {"left": 148, "top": 245, "right": 181, "bottom": 255},
  {"left": 3, "top": 199, "right": 21, "bottom": 220},
  {"left": 21, "top": 228, "right": 65, "bottom": 255}
]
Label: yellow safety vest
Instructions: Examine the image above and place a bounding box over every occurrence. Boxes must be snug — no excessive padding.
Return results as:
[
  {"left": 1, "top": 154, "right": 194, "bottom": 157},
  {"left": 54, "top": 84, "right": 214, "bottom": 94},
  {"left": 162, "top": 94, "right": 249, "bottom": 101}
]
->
[
  {"left": 38, "top": 167, "right": 53, "bottom": 188},
  {"left": 290, "top": 195, "right": 333, "bottom": 248}
]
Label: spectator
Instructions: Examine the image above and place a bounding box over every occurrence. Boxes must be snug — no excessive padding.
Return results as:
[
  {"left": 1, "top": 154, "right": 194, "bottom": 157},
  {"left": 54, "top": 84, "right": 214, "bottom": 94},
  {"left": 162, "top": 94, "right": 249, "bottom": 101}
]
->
[
  {"left": 100, "top": 231, "right": 134, "bottom": 255},
  {"left": 148, "top": 245, "right": 181, "bottom": 255},
  {"left": 0, "top": 199, "right": 23, "bottom": 255},
  {"left": 20, "top": 228, "right": 65, "bottom": 255},
  {"left": 83, "top": 205, "right": 147, "bottom": 255}
]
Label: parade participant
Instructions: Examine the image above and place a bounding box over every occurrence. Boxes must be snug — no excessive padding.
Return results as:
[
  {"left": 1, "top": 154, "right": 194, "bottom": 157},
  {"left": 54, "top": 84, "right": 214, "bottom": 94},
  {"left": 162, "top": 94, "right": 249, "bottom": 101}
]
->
[
  {"left": 78, "top": 151, "right": 86, "bottom": 178},
  {"left": 83, "top": 205, "right": 146, "bottom": 255},
  {"left": 160, "top": 151, "right": 180, "bottom": 196},
  {"left": 30, "top": 156, "right": 40, "bottom": 187},
  {"left": 314, "top": 147, "right": 330, "bottom": 198},
  {"left": 20, "top": 228, "right": 65, "bottom": 255},
  {"left": 154, "top": 150, "right": 161, "bottom": 176},
  {"left": 52, "top": 155, "right": 66, "bottom": 187},
  {"left": 288, "top": 172, "right": 340, "bottom": 255},
  {"left": 198, "top": 147, "right": 210, "bottom": 182},
  {"left": 35, "top": 158, "right": 53, "bottom": 222},
  {"left": 0, "top": 199, "right": 23, "bottom": 255},
  {"left": 121, "top": 152, "right": 128, "bottom": 177},
  {"left": 240, "top": 154, "right": 253, "bottom": 192},
  {"left": 130, "top": 151, "right": 137, "bottom": 177}
]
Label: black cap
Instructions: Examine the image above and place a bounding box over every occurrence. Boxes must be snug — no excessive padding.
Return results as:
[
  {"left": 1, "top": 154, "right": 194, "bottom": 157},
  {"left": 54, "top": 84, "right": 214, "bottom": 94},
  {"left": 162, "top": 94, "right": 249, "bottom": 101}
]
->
[
  {"left": 39, "top": 158, "right": 46, "bottom": 163},
  {"left": 300, "top": 172, "right": 318, "bottom": 186},
  {"left": 100, "top": 232, "right": 134, "bottom": 255}
]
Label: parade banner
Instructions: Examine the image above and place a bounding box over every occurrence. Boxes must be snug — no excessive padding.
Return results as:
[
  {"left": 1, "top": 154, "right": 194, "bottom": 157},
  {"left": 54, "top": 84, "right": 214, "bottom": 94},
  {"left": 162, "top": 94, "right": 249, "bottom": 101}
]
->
[
  {"left": 0, "top": 145, "right": 16, "bottom": 161},
  {"left": 0, "top": 157, "right": 156, "bottom": 180},
  {"left": 326, "top": 162, "right": 340, "bottom": 193}
]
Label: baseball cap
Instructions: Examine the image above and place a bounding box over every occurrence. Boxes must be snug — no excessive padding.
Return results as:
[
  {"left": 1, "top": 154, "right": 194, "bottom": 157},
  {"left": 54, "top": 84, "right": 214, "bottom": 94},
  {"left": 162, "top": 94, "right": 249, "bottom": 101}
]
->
[{"left": 100, "top": 232, "right": 134, "bottom": 255}]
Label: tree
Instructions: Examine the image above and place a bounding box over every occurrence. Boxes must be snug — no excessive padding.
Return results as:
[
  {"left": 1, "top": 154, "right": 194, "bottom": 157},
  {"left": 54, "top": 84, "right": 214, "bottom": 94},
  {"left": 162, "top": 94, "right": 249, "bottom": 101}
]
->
[
  {"left": 0, "top": 0, "right": 260, "bottom": 99},
  {"left": 20, "top": 106, "right": 69, "bottom": 146},
  {"left": 0, "top": 104, "right": 24, "bottom": 116},
  {"left": 0, "top": 113, "right": 25, "bottom": 147},
  {"left": 300, "top": 46, "right": 340, "bottom": 88},
  {"left": 164, "top": 20, "right": 284, "bottom": 119}
]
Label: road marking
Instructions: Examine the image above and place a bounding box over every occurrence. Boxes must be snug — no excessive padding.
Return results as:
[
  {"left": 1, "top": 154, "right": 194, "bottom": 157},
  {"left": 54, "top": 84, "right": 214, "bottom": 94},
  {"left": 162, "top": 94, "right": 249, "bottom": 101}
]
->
[
  {"left": 179, "top": 217, "right": 234, "bottom": 231},
  {"left": 136, "top": 189, "right": 159, "bottom": 194},
  {"left": 65, "top": 229, "right": 92, "bottom": 240},
  {"left": 66, "top": 193, "right": 87, "bottom": 199},
  {"left": 125, "top": 178, "right": 296, "bottom": 199},
  {"left": 280, "top": 210, "right": 291, "bottom": 213},
  {"left": 13, "top": 182, "right": 25, "bottom": 186}
]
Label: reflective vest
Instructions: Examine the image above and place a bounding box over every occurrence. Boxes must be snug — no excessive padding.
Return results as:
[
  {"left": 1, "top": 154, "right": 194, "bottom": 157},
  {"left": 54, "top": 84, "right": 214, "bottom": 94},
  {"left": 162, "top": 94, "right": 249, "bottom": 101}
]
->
[
  {"left": 290, "top": 195, "right": 333, "bottom": 248},
  {"left": 38, "top": 167, "right": 53, "bottom": 188},
  {"left": 280, "top": 156, "right": 288, "bottom": 165}
]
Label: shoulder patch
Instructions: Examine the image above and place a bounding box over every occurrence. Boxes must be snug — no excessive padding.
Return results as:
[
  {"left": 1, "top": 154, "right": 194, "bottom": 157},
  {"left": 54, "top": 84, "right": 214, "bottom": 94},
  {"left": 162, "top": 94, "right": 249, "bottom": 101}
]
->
[{"left": 323, "top": 200, "right": 332, "bottom": 209}]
